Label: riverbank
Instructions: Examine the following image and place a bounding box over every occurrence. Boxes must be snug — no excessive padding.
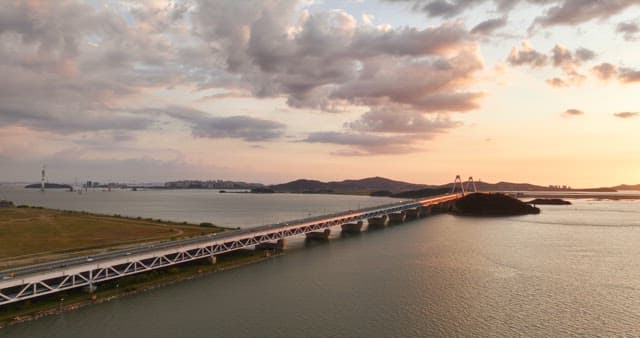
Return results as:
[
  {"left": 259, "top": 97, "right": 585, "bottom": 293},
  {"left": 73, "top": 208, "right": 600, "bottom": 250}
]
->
[{"left": 0, "top": 249, "right": 280, "bottom": 329}]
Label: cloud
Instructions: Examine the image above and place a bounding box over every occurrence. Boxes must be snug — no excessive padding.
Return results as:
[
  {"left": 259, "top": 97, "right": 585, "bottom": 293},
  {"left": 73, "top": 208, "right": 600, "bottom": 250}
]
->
[
  {"left": 471, "top": 17, "right": 508, "bottom": 35},
  {"left": 591, "top": 62, "right": 618, "bottom": 80},
  {"left": 302, "top": 131, "right": 417, "bottom": 155},
  {"left": 347, "top": 108, "right": 462, "bottom": 133},
  {"left": 389, "top": 0, "right": 640, "bottom": 29},
  {"left": 613, "top": 112, "right": 639, "bottom": 119},
  {"left": 301, "top": 106, "right": 464, "bottom": 155},
  {"left": 163, "top": 106, "right": 286, "bottom": 142},
  {"left": 533, "top": 0, "right": 640, "bottom": 27},
  {"left": 618, "top": 67, "right": 640, "bottom": 83},
  {"left": 507, "top": 42, "right": 548, "bottom": 67},
  {"left": 0, "top": 1, "right": 199, "bottom": 134},
  {"left": 544, "top": 44, "right": 593, "bottom": 86},
  {"left": 563, "top": 109, "right": 584, "bottom": 116},
  {"left": 546, "top": 77, "right": 568, "bottom": 87},
  {"left": 616, "top": 21, "right": 640, "bottom": 41},
  {"left": 0, "top": 0, "right": 486, "bottom": 157}
]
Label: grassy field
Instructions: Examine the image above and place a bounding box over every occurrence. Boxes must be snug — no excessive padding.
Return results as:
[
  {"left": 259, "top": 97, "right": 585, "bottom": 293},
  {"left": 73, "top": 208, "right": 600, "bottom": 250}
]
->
[{"left": 0, "top": 206, "right": 226, "bottom": 269}]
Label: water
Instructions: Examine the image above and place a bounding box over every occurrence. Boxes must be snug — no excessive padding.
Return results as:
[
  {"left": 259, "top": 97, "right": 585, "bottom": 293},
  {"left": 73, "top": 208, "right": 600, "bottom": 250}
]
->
[
  {"left": 2, "top": 190, "right": 640, "bottom": 337},
  {"left": 0, "top": 185, "right": 397, "bottom": 228}
]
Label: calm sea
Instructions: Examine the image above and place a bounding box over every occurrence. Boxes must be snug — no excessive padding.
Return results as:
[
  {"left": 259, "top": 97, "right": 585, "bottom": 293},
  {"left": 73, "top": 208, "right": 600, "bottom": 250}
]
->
[{"left": 1, "top": 187, "right": 640, "bottom": 337}]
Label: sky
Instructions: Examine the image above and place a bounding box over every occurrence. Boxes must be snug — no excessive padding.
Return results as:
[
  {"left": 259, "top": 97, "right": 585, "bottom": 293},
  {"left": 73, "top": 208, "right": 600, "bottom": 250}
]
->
[{"left": 0, "top": 0, "right": 639, "bottom": 187}]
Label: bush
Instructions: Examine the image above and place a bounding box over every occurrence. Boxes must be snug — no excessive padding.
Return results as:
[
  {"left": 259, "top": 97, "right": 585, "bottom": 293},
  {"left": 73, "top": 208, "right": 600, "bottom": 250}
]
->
[{"left": 199, "top": 222, "right": 214, "bottom": 227}]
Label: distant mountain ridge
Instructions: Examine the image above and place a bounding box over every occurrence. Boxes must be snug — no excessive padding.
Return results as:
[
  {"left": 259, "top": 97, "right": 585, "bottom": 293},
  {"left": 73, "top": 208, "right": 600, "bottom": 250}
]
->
[
  {"left": 268, "top": 176, "right": 433, "bottom": 194},
  {"left": 268, "top": 177, "right": 624, "bottom": 195},
  {"left": 613, "top": 184, "right": 640, "bottom": 191}
]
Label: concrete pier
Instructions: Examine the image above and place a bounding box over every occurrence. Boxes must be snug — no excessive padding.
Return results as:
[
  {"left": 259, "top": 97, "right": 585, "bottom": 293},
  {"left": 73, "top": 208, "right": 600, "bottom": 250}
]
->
[
  {"left": 431, "top": 202, "right": 452, "bottom": 214},
  {"left": 306, "top": 229, "right": 331, "bottom": 240},
  {"left": 405, "top": 208, "right": 421, "bottom": 219},
  {"left": 255, "top": 239, "right": 286, "bottom": 251},
  {"left": 420, "top": 206, "right": 432, "bottom": 217},
  {"left": 388, "top": 212, "right": 407, "bottom": 224},
  {"left": 207, "top": 255, "right": 217, "bottom": 264},
  {"left": 341, "top": 221, "right": 364, "bottom": 233},
  {"left": 367, "top": 214, "right": 388, "bottom": 228}
]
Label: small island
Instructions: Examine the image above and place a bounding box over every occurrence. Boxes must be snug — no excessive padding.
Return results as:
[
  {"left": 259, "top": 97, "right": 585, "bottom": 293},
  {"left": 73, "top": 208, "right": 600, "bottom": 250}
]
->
[
  {"left": 526, "top": 198, "right": 572, "bottom": 205},
  {"left": 454, "top": 193, "right": 540, "bottom": 216}
]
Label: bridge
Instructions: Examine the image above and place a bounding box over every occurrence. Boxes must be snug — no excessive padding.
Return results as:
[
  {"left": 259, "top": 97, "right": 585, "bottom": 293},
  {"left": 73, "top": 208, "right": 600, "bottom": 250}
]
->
[{"left": 0, "top": 176, "right": 477, "bottom": 306}]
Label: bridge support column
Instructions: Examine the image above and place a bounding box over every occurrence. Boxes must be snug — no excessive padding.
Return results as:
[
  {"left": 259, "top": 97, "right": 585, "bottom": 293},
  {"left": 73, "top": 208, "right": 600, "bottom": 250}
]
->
[
  {"left": 207, "top": 255, "right": 217, "bottom": 265},
  {"left": 432, "top": 203, "right": 451, "bottom": 214},
  {"left": 367, "top": 214, "right": 388, "bottom": 228},
  {"left": 306, "top": 229, "right": 331, "bottom": 240},
  {"left": 419, "top": 206, "right": 432, "bottom": 217},
  {"left": 341, "top": 221, "right": 364, "bottom": 233},
  {"left": 388, "top": 211, "right": 407, "bottom": 224},
  {"left": 83, "top": 283, "right": 97, "bottom": 294},
  {"left": 405, "top": 208, "right": 421, "bottom": 219},
  {"left": 255, "top": 239, "right": 286, "bottom": 251}
]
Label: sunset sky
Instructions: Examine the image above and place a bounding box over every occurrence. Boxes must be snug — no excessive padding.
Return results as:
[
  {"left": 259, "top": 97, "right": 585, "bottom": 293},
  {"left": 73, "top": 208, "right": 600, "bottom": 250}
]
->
[{"left": 0, "top": 0, "right": 639, "bottom": 187}]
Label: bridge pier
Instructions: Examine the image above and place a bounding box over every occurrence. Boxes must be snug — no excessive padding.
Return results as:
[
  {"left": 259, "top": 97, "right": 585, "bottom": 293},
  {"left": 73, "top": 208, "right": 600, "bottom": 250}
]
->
[
  {"left": 420, "top": 206, "right": 432, "bottom": 217},
  {"left": 405, "top": 208, "right": 421, "bottom": 219},
  {"left": 255, "top": 239, "right": 286, "bottom": 251},
  {"left": 341, "top": 221, "right": 364, "bottom": 233},
  {"left": 367, "top": 214, "right": 388, "bottom": 228},
  {"left": 431, "top": 202, "right": 451, "bottom": 214},
  {"left": 388, "top": 212, "right": 407, "bottom": 224},
  {"left": 83, "top": 283, "right": 97, "bottom": 294},
  {"left": 207, "top": 255, "right": 217, "bottom": 265},
  {"left": 306, "top": 229, "right": 331, "bottom": 240}
]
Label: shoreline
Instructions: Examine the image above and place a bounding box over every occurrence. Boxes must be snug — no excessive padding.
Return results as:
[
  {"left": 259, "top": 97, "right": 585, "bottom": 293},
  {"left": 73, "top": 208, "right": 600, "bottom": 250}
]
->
[{"left": 0, "top": 250, "right": 281, "bottom": 329}]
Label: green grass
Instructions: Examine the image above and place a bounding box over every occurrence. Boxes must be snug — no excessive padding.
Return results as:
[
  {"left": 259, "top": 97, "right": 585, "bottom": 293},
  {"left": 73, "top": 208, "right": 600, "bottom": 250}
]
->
[{"left": 0, "top": 207, "right": 226, "bottom": 269}]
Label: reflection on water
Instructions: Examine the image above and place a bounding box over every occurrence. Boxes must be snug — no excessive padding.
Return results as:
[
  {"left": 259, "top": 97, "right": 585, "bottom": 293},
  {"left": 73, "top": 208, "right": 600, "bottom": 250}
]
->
[{"left": 1, "top": 190, "right": 640, "bottom": 337}]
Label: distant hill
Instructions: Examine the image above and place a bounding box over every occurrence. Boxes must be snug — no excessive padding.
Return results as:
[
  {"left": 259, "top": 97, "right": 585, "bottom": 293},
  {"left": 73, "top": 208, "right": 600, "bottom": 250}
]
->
[
  {"left": 612, "top": 184, "right": 640, "bottom": 191},
  {"left": 269, "top": 176, "right": 432, "bottom": 194},
  {"left": 266, "top": 176, "right": 629, "bottom": 196}
]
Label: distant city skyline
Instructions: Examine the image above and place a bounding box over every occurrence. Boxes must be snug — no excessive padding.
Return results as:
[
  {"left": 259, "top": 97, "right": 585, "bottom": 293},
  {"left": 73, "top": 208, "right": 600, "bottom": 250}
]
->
[{"left": 0, "top": 0, "right": 638, "bottom": 187}]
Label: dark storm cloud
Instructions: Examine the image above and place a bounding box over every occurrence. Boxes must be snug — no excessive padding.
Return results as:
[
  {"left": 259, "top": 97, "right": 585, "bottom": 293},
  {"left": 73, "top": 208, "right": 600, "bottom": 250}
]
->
[
  {"left": 616, "top": 21, "right": 640, "bottom": 41},
  {"left": 613, "top": 112, "right": 639, "bottom": 119},
  {"left": 163, "top": 106, "right": 286, "bottom": 142}
]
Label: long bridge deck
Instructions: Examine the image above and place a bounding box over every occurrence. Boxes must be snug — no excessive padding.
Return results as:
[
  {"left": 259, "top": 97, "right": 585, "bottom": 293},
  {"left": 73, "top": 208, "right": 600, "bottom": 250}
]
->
[{"left": 0, "top": 193, "right": 464, "bottom": 306}]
